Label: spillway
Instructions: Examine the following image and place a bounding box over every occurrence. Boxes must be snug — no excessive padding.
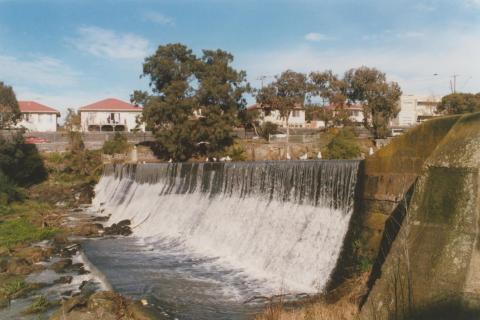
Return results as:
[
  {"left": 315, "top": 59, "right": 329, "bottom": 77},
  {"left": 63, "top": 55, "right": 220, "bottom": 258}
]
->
[{"left": 92, "top": 160, "right": 360, "bottom": 293}]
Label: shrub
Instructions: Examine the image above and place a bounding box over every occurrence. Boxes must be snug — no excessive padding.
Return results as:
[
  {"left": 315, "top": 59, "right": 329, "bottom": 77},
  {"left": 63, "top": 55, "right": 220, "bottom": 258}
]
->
[
  {"left": 223, "top": 142, "right": 247, "bottom": 161},
  {"left": 322, "top": 128, "right": 361, "bottom": 159},
  {"left": 259, "top": 122, "right": 279, "bottom": 140},
  {"left": 0, "top": 171, "right": 24, "bottom": 205},
  {"left": 102, "top": 132, "right": 130, "bottom": 155},
  {"left": 0, "top": 133, "right": 47, "bottom": 187}
]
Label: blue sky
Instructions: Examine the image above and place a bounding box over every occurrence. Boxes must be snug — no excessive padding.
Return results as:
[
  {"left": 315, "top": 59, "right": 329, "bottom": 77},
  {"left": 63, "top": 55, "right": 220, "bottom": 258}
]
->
[{"left": 0, "top": 0, "right": 479, "bottom": 117}]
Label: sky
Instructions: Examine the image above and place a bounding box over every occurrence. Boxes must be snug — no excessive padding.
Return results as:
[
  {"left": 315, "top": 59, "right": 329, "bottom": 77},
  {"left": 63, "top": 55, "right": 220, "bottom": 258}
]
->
[{"left": 0, "top": 0, "right": 479, "bottom": 118}]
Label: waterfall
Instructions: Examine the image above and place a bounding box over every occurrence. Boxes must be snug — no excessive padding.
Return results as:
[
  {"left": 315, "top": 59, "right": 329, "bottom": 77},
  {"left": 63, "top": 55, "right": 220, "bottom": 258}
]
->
[{"left": 93, "top": 160, "right": 360, "bottom": 293}]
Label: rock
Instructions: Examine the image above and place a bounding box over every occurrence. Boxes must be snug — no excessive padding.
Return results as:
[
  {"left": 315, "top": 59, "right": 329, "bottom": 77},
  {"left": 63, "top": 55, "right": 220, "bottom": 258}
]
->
[
  {"left": 54, "top": 276, "right": 73, "bottom": 284},
  {"left": 127, "top": 301, "right": 160, "bottom": 320},
  {"left": 14, "top": 246, "right": 49, "bottom": 264},
  {"left": 87, "top": 291, "right": 120, "bottom": 314},
  {"left": 6, "top": 257, "right": 33, "bottom": 275},
  {"left": 72, "top": 223, "right": 103, "bottom": 237},
  {"left": 50, "top": 258, "right": 72, "bottom": 273},
  {"left": 117, "top": 219, "right": 131, "bottom": 227},
  {"left": 92, "top": 215, "right": 109, "bottom": 222},
  {"left": 104, "top": 220, "right": 132, "bottom": 236}
]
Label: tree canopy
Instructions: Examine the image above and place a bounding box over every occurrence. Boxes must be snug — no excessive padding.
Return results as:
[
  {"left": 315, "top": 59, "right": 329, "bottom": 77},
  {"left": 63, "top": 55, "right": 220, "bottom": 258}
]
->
[
  {"left": 0, "top": 82, "right": 20, "bottom": 129},
  {"left": 256, "top": 70, "right": 309, "bottom": 137},
  {"left": 437, "top": 93, "right": 480, "bottom": 115},
  {"left": 138, "top": 43, "right": 249, "bottom": 161},
  {"left": 343, "top": 67, "right": 402, "bottom": 138}
]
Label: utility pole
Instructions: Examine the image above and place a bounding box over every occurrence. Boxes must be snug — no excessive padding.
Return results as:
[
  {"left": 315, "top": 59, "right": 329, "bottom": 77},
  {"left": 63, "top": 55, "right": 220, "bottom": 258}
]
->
[
  {"left": 256, "top": 75, "right": 268, "bottom": 88},
  {"left": 451, "top": 73, "right": 460, "bottom": 93}
]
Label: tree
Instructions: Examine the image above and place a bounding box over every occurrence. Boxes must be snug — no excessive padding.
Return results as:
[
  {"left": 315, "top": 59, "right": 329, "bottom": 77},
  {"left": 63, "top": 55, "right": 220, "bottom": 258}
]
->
[
  {"left": 64, "top": 108, "right": 81, "bottom": 132},
  {"left": 256, "top": 70, "right": 309, "bottom": 143},
  {"left": 0, "top": 82, "right": 20, "bottom": 129},
  {"left": 138, "top": 43, "right": 249, "bottom": 161},
  {"left": 309, "top": 70, "right": 347, "bottom": 106},
  {"left": 343, "top": 67, "right": 402, "bottom": 139},
  {"left": 102, "top": 132, "right": 129, "bottom": 155},
  {"left": 437, "top": 93, "right": 480, "bottom": 114},
  {"left": 238, "top": 108, "right": 261, "bottom": 136}
]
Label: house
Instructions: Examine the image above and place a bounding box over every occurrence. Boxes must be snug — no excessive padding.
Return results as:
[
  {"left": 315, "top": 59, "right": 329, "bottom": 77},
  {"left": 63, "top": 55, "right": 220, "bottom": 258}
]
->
[
  {"left": 16, "top": 101, "right": 60, "bottom": 132},
  {"left": 392, "top": 94, "right": 441, "bottom": 127},
  {"left": 247, "top": 103, "right": 306, "bottom": 128},
  {"left": 79, "top": 98, "right": 145, "bottom": 132}
]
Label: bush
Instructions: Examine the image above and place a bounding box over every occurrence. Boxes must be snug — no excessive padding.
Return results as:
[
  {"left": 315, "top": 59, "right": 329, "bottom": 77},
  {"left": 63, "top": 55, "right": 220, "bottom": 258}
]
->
[
  {"left": 0, "top": 133, "right": 47, "bottom": 186},
  {"left": 223, "top": 142, "right": 247, "bottom": 161},
  {"left": 322, "top": 128, "right": 361, "bottom": 159},
  {"left": 259, "top": 121, "right": 279, "bottom": 140},
  {"left": 0, "top": 171, "right": 24, "bottom": 205},
  {"left": 102, "top": 132, "right": 130, "bottom": 155}
]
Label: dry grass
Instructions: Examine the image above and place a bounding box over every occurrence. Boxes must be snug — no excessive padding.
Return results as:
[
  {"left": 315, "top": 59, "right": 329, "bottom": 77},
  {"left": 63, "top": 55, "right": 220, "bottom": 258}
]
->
[{"left": 255, "top": 273, "right": 369, "bottom": 320}]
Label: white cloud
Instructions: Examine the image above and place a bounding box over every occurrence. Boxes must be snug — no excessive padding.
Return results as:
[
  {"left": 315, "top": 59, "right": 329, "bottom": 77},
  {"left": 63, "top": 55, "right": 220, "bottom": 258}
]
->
[
  {"left": 0, "top": 55, "right": 79, "bottom": 87},
  {"left": 304, "top": 32, "right": 330, "bottom": 42},
  {"left": 143, "top": 11, "right": 174, "bottom": 26},
  {"left": 70, "top": 26, "right": 150, "bottom": 60},
  {"left": 239, "top": 29, "right": 480, "bottom": 97},
  {"left": 466, "top": 0, "right": 480, "bottom": 7}
]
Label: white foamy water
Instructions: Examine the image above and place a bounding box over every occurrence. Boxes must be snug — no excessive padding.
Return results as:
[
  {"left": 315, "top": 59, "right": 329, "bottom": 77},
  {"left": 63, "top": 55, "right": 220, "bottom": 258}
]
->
[{"left": 93, "top": 161, "right": 359, "bottom": 294}]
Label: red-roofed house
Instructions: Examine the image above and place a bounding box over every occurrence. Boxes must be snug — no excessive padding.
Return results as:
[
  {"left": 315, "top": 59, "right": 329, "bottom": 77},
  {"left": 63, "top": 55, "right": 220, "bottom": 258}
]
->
[
  {"left": 17, "top": 101, "right": 60, "bottom": 132},
  {"left": 79, "top": 98, "right": 145, "bottom": 132}
]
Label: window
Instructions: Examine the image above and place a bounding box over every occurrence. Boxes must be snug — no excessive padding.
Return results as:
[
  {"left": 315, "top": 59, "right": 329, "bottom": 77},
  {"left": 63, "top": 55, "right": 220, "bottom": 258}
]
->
[
  {"left": 292, "top": 110, "right": 300, "bottom": 117},
  {"left": 24, "top": 113, "right": 30, "bottom": 122}
]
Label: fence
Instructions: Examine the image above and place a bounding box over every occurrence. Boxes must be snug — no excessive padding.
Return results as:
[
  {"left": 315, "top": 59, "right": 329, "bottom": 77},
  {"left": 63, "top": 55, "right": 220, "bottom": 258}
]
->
[
  {"left": 0, "top": 130, "right": 155, "bottom": 152},
  {"left": 268, "top": 133, "right": 323, "bottom": 144}
]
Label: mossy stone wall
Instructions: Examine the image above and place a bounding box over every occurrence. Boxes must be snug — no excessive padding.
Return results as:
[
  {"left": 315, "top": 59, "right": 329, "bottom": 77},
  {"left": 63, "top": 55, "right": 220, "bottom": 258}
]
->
[{"left": 360, "top": 112, "right": 480, "bottom": 319}]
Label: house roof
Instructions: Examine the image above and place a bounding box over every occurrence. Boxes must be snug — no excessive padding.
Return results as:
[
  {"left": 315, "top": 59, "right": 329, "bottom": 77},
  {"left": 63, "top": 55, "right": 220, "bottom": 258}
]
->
[
  {"left": 19, "top": 101, "right": 60, "bottom": 115},
  {"left": 79, "top": 98, "right": 142, "bottom": 112}
]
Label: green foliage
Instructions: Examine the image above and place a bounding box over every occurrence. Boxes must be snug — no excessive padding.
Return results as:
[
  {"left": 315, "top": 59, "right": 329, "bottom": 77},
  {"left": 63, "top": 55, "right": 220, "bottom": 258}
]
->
[
  {"left": 259, "top": 121, "right": 279, "bottom": 140},
  {"left": 256, "top": 70, "right": 308, "bottom": 128},
  {"left": 223, "top": 142, "right": 247, "bottom": 161},
  {"left": 0, "top": 172, "right": 24, "bottom": 205},
  {"left": 23, "top": 295, "right": 50, "bottom": 314},
  {"left": 0, "top": 218, "right": 58, "bottom": 248},
  {"left": 437, "top": 92, "right": 480, "bottom": 114},
  {"left": 0, "top": 81, "right": 21, "bottom": 128},
  {"left": 139, "top": 43, "right": 249, "bottom": 161},
  {"left": 0, "top": 133, "right": 47, "bottom": 187},
  {"left": 102, "top": 132, "right": 130, "bottom": 155},
  {"left": 66, "top": 132, "right": 102, "bottom": 176},
  {"left": 343, "top": 66, "right": 402, "bottom": 138},
  {"left": 322, "top": 128, "right": 361, "bottom": 159}
]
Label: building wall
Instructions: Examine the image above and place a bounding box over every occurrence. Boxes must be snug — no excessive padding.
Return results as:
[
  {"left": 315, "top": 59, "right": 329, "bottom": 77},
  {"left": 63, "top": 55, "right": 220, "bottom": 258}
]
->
[
  {"left": 17, "top": 113, "right": 58, "bottom": 132},
  {"left": 260, "top": 109, "right": 306, "bottom": 128},
  {"left": 80, "top": 111, "right": 145, "bottom": 132},
  {"left": 394, "top": 95, "right": 441, "bottom": 127}
]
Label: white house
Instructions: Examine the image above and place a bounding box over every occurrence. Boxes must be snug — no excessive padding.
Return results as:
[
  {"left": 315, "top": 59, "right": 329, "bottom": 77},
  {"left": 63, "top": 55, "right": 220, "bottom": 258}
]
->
[
  {"left": 247, "top": 103, "right": 306, "bottom": 128},
  {"left": 79, "top": 98, "right": 145, "bottom": 132},
  {"left": 16, "top": 101, "right": 60, "bottom": 132},
  {"left": 393, "top": 95, "right": 441, "bottom": 127}
]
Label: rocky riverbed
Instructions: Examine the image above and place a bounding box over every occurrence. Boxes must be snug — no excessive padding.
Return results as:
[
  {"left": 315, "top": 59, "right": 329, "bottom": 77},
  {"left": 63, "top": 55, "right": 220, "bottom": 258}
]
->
[{"left": 0, "top": 205, "right": 157, "bottom": 320}]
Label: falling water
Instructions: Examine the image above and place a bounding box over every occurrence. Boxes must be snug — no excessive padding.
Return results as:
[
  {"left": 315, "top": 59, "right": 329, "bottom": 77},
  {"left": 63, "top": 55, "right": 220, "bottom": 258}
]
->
[{"left": 93, "top": 160, "right": 360, "bottom": 293}]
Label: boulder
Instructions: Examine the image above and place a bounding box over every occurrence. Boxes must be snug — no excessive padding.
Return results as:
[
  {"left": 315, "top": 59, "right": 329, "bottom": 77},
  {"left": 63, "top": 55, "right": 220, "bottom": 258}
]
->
[
  {"left": 6, "top": 257, "right": 33, "bottom": 275},
  {"left": 50, "top": 258, "right": 72, "bottom": 273},
  {"left": 104, "top": 220, "right": 132, "bottom": 236},
  {"left": 72, "top": 223, "right": 103, "bottom": 237}
]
